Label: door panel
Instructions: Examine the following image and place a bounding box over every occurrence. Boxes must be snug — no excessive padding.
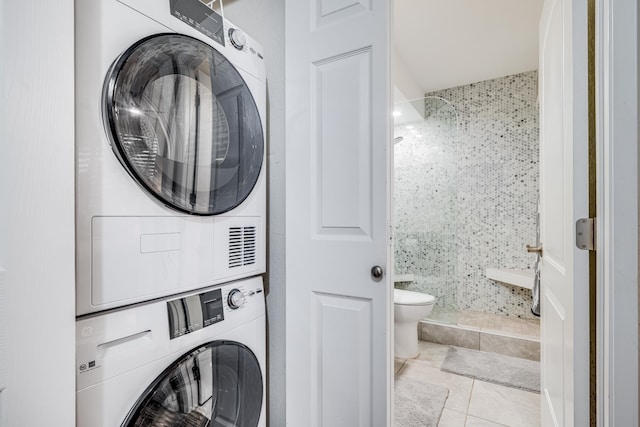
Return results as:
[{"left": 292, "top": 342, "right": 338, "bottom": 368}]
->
[
  {"left": 312, "top": 293, "right": 373, "bottom": 425},
  {"left": 313, "top": 48, "right": 373, "bottom": 236},
  {"left": 314, "top": 0, "right": 372, "bottom": 28},
  {"left": 286, "top": 0, "right": 391, "bottom": 424}
]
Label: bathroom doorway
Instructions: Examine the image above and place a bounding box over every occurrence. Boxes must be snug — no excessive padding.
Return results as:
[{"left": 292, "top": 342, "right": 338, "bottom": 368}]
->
[{"left": 392, "top": 1, "right": 545, "bottom": 425}]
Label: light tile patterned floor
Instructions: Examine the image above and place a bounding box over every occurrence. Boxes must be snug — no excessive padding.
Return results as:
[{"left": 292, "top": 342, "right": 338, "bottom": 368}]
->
[{"left": 395, "top": 341, "right": 540, "bottom": 427}]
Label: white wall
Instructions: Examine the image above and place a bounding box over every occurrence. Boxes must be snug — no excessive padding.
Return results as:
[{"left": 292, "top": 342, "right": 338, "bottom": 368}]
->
[
  {"left": 0, "top": 1, "right": 76, "bottom": 425},
  {"left": 220, "top": 1, "right": 286, "bottom": 425},
  {"left": 393, "top": 50, "right": 424, "bottom": 102}
]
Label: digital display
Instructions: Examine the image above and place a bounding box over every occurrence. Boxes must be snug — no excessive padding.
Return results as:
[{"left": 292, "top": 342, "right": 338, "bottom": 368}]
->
[
  {"left": 200, "top": 289, "right": 224, "bottom": 327},
  {"left": 170, "top": 0, "right": 225, "bottom": 46},
  {"left": 167, "top": 288, "right": 224, "bottom": 339}
]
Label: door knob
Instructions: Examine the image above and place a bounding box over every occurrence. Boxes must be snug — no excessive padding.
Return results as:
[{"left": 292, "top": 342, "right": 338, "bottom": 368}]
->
[
  {"left": 526, "top": 244, "right": 543, "bottom": 256},
  {"left": 371, "top": 265, "right": 384, "bottom": 282}
]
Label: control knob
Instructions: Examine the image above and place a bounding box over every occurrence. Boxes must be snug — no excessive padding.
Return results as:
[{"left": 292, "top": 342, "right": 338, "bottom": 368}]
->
[
  {"left": 227, "top": 289, "right": 246, "bottom": 309},
  {"left": 228, "top": 28, "right": 246, "bottom": 50}
]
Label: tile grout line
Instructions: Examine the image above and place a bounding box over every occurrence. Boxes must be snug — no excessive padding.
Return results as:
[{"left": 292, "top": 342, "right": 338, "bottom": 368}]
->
[
  {"left": 465, "top": 378, "right": 476, "bottom": 420},
  {"left": 471, "top": 414, "right": 511, "bottom": 427}
]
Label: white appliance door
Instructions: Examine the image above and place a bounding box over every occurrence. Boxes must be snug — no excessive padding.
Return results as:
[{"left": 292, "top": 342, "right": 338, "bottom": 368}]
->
[
  {"left": 539, "top": 0, "right": 590, "bottom": 425},
  {"left": 122, "top": 341, "right": 263, "bottom": 426},
  {"left": 285, "top": 0, "right": 392, "bottom": 426},
  {"left": 104, "top": 33, "right": 264, "bottom": 215}
]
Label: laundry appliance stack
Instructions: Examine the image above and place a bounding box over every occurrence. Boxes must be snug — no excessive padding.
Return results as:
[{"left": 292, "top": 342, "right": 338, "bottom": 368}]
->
[{"left": 74, "top": 1, "right": 267, "bottom": 425}]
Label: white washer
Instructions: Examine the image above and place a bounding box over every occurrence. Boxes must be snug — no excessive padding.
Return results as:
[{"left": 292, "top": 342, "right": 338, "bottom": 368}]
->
[
  {"left": 75, "top": 0, "right": 266, "bottom": 315},
  {"left": 76, "top": 276, "right": 266, "bottom": 427}
]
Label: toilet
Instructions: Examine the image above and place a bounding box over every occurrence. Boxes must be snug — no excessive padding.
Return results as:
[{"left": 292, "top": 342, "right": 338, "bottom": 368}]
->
[{"left": 394, "top": 288, "right": 436, "bottom": 359}]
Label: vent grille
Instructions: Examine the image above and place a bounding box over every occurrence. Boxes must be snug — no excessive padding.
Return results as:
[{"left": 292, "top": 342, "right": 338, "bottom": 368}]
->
[{"left": 229, "top": 226, "right": 257, "bottom": 268}]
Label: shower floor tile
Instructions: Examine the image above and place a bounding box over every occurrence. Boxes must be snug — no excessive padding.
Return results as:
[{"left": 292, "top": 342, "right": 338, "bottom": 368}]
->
[
  {"left": 426, "top": 309, "right": 539, "bottom": 340},
  {"left": 430, "top": 306, "right": 461, "bottom": 325}
]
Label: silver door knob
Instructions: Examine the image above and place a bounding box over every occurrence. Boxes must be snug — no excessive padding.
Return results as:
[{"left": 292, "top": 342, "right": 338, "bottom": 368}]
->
[
  {"left": 371, "top": 266, "right": 384, "bottom": 282},
  {"left": 526, "top": 244, "right": 543, "bottom": 256}
]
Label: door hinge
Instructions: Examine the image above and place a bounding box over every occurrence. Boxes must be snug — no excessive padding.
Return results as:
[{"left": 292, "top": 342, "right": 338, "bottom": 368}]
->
[{"left": 576, "top": 218, "right": 596, "bottom": 251}]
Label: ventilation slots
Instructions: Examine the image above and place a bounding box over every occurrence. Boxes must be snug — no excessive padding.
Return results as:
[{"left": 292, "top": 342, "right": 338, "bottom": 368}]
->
[{"left": 229, "top": 226, "right": 256, "bottom": 268}]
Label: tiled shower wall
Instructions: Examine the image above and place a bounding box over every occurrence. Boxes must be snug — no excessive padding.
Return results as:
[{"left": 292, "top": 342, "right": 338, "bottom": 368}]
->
[{"left": 394, "top": 71, "right": 539, "bottom": 319}]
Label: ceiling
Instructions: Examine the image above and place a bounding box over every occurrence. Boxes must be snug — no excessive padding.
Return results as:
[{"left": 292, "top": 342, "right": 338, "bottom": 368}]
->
[{"left": 394, "top": 0, "right": 544, "bottom": 98}]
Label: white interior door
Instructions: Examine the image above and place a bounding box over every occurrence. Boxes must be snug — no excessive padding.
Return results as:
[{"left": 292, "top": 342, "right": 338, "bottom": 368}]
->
[
  {"left": 285, "top": 0, "right": 392, "bottom": 425},
  {"left": 539, "top": 0, "right": 590, "bottom": 425}
]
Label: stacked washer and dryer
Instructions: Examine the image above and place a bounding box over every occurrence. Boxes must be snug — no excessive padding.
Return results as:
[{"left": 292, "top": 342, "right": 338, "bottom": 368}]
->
[{"left": 74, "top": 1, "right": 267, "bottom": 425}]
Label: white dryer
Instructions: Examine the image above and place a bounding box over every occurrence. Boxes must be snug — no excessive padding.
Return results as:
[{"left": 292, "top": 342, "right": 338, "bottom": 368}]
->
[
  {"left": 76, "top": 276, "right": 266, "bottom": 426},
  {"left": 75, "top": 0, "right": 266, "bottom": 315}
]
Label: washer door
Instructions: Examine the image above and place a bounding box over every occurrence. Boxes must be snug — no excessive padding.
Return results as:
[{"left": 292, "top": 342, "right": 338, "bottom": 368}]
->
[
  {"left": 104, "top": 34, "right": 264, "bottom": 215},
  {"left": 122, "top": 341, "right": 263, "bottom": 427}
]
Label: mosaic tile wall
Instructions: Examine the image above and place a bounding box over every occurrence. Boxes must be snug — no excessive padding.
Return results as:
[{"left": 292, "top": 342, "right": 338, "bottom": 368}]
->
[{"left": 394, "top": 71, "right": 539, "bottom": 319}]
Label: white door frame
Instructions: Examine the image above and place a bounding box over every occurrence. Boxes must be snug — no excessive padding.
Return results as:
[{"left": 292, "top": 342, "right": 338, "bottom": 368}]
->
[{"left": 596, "top": 0, "right": 639, "bottom": 425}]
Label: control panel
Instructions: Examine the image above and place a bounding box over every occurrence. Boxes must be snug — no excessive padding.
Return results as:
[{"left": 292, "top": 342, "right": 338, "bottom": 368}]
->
[
  {"left": 167, "top": 288, "right": 224, "bottom": 339},
  {"left": 169, "top": 0, "right": 264, "bottom": 59},
  {"left": 166, "top": 281, "right": 264, "bottom": 339},
  {"left": 170, "top": 0, "right": 226, "bottom": 46}
]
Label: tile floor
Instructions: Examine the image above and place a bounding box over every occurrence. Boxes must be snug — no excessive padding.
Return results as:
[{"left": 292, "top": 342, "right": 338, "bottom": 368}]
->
[{"left": 395, "top": 341, "right": 540, "bottom": 427}]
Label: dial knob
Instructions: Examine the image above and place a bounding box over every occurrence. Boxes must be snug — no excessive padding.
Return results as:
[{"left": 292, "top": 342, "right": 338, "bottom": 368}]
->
[
  {"left": 228, "top": 28, "right": 246, "bottom": 50},
  {"left": 227, "top": 289, "right": 246, "bottom": 309}
]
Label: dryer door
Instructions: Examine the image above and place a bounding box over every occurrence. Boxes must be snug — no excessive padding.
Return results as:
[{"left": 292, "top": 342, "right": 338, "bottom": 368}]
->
[
  {"left": 123, "top": 341, "right": 263, "bottom": 427},
  {"left": 104, "top": 34, "right": 264, "bottom": 215}
]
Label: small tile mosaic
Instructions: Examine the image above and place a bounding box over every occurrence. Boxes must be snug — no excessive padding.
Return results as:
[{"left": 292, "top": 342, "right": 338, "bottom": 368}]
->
[{"left": 394, "top": 71, "right": 539, "bottom": 319}]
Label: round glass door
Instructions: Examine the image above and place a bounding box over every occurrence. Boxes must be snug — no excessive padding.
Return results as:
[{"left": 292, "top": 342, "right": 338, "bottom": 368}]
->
[
  {"left": 123, "top": 341, "right": 263, "bottom": 427},
  {"left": 104, "top": 34, "right": 264, "bottom": 215}
]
